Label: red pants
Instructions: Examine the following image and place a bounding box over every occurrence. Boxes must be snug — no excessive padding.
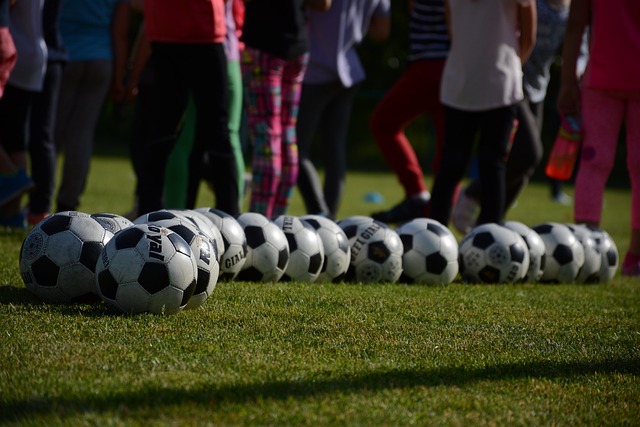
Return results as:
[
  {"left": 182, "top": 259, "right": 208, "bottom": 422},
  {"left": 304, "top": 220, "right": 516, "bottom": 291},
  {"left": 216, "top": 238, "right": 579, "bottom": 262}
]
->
[{"left": 370, "top": 59, "right": 446, "bottom": 197}]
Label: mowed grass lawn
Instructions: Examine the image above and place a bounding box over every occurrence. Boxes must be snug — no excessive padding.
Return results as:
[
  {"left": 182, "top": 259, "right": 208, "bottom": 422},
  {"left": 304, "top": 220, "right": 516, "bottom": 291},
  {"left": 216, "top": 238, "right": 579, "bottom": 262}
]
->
[{"left": 1, "top": 154, "right": 638, "bottom": 426}]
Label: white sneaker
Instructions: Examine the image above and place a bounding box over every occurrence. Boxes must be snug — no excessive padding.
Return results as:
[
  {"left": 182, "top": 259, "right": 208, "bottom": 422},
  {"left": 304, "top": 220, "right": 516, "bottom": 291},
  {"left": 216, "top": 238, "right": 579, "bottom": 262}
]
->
[{"left": 452, "top": 189, "right": 479, "bottom": 234}]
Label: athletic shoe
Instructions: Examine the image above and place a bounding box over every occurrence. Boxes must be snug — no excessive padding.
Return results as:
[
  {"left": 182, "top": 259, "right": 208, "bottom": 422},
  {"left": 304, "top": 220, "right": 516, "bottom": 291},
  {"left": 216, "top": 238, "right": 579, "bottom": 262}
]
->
[
  {"left": 451, "top": 189, "right": 479, "bottom": 234},
  {"left": 0, "top": 209, "right": 27, "bottom": 230},
  {"left": 371, "top": 197, "right": 429, "bottom": 224},
  {"left": 0, "top": 169, "right": 33, "bottom": 207},
  {"left": 552, "top": 191, "right": 572, "bottom": 205},
  {"left": 621, "top": 252, "right": 640, "bottom": 277}
]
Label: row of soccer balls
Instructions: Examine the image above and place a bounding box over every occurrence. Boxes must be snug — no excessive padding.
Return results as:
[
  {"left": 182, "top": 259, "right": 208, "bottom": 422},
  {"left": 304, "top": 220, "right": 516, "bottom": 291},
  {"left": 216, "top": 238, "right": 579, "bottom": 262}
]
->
[{"left": 19, "top": 208, "right": 618, "bottom": 315}]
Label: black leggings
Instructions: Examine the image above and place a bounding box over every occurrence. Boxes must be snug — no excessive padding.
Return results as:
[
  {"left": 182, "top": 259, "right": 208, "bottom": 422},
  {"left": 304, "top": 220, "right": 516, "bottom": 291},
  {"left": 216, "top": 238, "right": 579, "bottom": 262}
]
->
[
  {"left": 429, "top": 104, "right": 518, "bottom": 226},
  {"left": 464, "top": 99, "right": 543, "bottom": 209},
  {"left": 137, "top": 42, "right": 239, "bottom": 215}
]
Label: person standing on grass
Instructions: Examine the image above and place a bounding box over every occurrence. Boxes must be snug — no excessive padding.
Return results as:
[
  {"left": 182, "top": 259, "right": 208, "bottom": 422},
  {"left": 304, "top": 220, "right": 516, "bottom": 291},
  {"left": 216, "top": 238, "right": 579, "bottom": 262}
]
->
[
  {"left": 138, "top": 0, "right": 240, "bottom": 216},
  {"left": 54, "top": 0, "right": 130, "bottom": 212},
  {"left": 451, "top": 0, "right": 586, "bottom": 233},
  {"left": 241, "top": 0, "right": 332, "bottom": 219},
  {"left": 428, "top": 0, "right": 536, "bottom": 228},
  {"left": 557, "top": 0, "right": 640, "bottom": 276},
  {"left": 369, "top": 0, "right": 450, "bottom": 224},
  {"left": 296, "top": 0, "right": 390, "bottom": 221},
  {"left": 0, "top": 0, "right": 46, "bottom": 228},
  {"left": 26, "top": 0, "right": 67, "bottom": 226}
]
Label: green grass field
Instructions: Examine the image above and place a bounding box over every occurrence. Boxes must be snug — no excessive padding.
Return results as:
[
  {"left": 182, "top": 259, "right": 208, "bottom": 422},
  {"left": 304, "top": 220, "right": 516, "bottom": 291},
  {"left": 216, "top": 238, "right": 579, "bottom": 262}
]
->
[{"left": 1, "top": 155, "right": 638, "bottom": 426}]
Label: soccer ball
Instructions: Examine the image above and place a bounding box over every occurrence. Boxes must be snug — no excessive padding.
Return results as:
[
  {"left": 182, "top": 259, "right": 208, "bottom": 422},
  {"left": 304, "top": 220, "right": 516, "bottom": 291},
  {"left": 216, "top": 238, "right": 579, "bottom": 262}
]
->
[
  {"left": 396, "top": 218, "right": 458, "bottom": 285},
  {"left": 236, "top": 212, "right": 289, "bottom": 282},
  {"left": 167, "top": 209, "right": 224, "bottom": 262},
  {"left": 96, "top": 223, "right": 197, "bottom": 315},
  {"left": 300, "top": 215, "right": 351, "bottom": 282},
  {"left": 338, "top": 215, "right": 379, "bottom": 240},
  {"left": 195, "top": 207, "right": 247, "bottom": 281},
  {"left": 343, "top": 220, "right": 403, "bottom": 283},
  {"left": 274, "top": 215, "right": 324, "bottom": 282},
  {"left": 458, "top": 223, "right": 530, "bottom": 284},
  {"left": 91, "top": 213, "right": 134, "bottom": 234},
  {"left": 566, "top": 223, "right": 602, "bottom": 283},
  {"left": 532, "top": 222, "right": 585, "bottom": 283},
  {"left": 145, "top": 218, "right": 219, "bottom": 309},
  {"left": 586, "top": 225, "right": 619, "bottom": 282},
  {"left": 504, "top": 221, "right": 546, "bottom": 283},
  {"left": 133, "top": 209, "right": 184, "bottom": 225},
  {"left": 20, "top": 211, "right": 114, "bottom": 303}
]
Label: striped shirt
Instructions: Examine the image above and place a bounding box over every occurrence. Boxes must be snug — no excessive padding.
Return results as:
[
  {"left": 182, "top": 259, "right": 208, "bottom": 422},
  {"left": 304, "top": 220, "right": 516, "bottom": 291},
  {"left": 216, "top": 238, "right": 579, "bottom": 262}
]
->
[{"left": 407, "top": 0, "right": 450, "bottom": 62}]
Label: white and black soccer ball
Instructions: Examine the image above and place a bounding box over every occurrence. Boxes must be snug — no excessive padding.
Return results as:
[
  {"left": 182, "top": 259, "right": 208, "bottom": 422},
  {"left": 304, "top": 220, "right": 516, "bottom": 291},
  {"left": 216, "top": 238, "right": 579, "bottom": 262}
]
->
[
  {"left": 145, "top": 218, "right": 219, "bottom": 309},
  {"left": 20, "top": 211, "right": 114, "bottom": 303},
  {"left": 273, "top": 215, "right": 324, "bottom": 282},
  {"left": 585, "top": 225, "right": 619, "bottom": 282},
  {"left": 133, "top": 209, "right": 184, "bottom": 225},
  {"left": 236, "top": 212, "right": 289, "bottom": 282},
  {"left": 504, "top": 221, "right": 546, "bottom": 283},
  {"left": 96, "top": 223, "right": 198, "bottom": 315},
  {"left": 458, "top": 223, "right": 530, "bottom": 284},
  {"left": 396, "top": 218, "right": 458, "bottom": 285},
  {"left": 300, "top": 214, "right": 351, "bottom": 282},
  {"left": 337, "top": 215, "right": 378, "bottom": 236},
  {"left": 91, "top": 213, "right": 134, "bottom": 234},
  {"left": 167, "top": 209, "right": 224, "bottom": 261},
  {"left": 343, "top": 220, "right": 403, "bottom": 283},
  {"left": 195, "top": 207, "right": 247, "bottom": 281},
  {"left": 532, "top": 222, "right": 585, "bottom": 283},
  {"left": 566, "top": 223, "right": 602, "bottom": 284}
]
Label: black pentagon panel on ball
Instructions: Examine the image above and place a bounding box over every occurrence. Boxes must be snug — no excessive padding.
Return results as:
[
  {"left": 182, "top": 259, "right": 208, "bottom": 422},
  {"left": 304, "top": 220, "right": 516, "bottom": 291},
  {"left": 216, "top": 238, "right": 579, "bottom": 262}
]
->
[
  {"left": 115, "top": 227, "right": 145, "bottom": 250},
  {"left": 181, "top": 279, "right": 197, "bottom": 307},
  {"left": 472, "top": 232, "right": 495, "bottom": 250},
  {"left": 553, "top": 244, "right": 574, "bottom": 265},
  {"left": 342, "top": 225, "right": 358, "bottom": 240},
  {"left": 336, "top": 232, "right": 349, "bottom": 253},
  {"left": 79, "top": 241, "right": 104, "bottom": 272},
  {"left": 32, "top": 256, "right": 60, "bottom": 287},
  {"left": 167, "top": 224, "right": 196, "bottom": 245},
  {"left": 148, "top": 211, "right": 178, "bottom": 222},
  {"left": 427, "top": 222, "right": 447, "bottom": 236},
  {"left": 277, "top": 248, "right": 289, "bottom": 270},
  {"left": 304, "top": 218, "right": 321, "bottom": 230},
  {"left": 167, "top": 232, "right": 191, "bottom": 256},
  {"left": 195, "top": 268, "right": 211, "bottom": 294},
  {"left": 286, "top": 233, "right": 297, "bottom": 252},
  {"left": 138, "top": 263, "right": 170, "bottom": 294},
  {"left": 479, "top": 265, "right": 501, "bottom": 283},
  {"left": 368, "top": 241, "right": 391, "bottom": 263},
  {"left": 605, "top": 248, "right": 618, "bottom": 267},
  {"left": 509, "top": 243, "right": 526, "bottom": 264},
  {"left": 244, "top": 225, "right": 266, "bottom": 248},
  {"left": 399, "top": 234, "right": 413, "bottom": 252},
  {"left": 309, "top": 253, "right": 323, "bottom": 275},
  {"left": 98, "top": 269, "right": 119, "bottom": 300},
  {"left": 426, "top": 252, "right": 448, "bottom": 275},
  {"left": 533, "top": 224, "right": 553, "bottom": 235},
  {"left": 40, "top": 215, "right": 72, "bottom": 236}
]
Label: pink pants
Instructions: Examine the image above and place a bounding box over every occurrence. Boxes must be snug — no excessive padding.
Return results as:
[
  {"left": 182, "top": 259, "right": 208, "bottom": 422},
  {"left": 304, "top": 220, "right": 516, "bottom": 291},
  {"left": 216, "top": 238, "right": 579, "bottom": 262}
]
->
[
  {"left": 241, "top": 47, "right": 307, "bottom": 218},
  {"left": 575, "top": 87, "right": 640, "bottom": 228}
]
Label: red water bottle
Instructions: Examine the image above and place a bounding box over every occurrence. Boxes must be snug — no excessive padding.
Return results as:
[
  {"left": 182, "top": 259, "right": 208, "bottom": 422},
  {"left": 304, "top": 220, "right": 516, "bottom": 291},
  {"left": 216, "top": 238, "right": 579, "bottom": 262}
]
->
[{"left": 545, "top": 114, "right": 582, "bottom": 181}]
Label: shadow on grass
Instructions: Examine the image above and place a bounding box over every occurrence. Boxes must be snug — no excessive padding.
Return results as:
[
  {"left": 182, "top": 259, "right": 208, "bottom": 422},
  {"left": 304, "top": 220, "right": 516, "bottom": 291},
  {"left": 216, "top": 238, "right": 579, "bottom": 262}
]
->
[
  {"left": 2, "top": 358, "right": 638, "bottom": 420},
  {"left": 0, "top": 285, "right": 111, "bottom": 317}
]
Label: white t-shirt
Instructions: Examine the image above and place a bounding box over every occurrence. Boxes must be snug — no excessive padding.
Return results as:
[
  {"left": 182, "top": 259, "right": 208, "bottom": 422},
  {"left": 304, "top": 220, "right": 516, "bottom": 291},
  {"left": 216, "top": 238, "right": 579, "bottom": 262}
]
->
[
  {"left": 8, "top": 0, "right": 47, "bottom": 92},
  {"left": 440, "top": 0, "right": 529, "bottom": 111}
]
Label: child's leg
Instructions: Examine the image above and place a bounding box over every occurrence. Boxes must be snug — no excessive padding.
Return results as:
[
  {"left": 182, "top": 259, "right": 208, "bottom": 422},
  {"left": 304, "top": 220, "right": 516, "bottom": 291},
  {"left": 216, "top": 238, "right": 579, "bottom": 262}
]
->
[
  {"left": 242, "top": 48, "right": 285, "bottom": 218},
  {"left": 625, "top": 97, "right": 640, "bottom": 257},
  {"left": 272, "top": 54, "right": 307, "bottom": 218},
  {"left": 574, "top": 87, "right": 625, "bottom": 225}
]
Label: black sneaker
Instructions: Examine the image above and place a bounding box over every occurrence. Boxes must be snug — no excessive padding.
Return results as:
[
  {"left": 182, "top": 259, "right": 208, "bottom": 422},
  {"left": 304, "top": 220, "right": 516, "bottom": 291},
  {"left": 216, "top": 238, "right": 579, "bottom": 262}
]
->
[{"left": 371, "top": 198, "right": 429, "bottom": 224}]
